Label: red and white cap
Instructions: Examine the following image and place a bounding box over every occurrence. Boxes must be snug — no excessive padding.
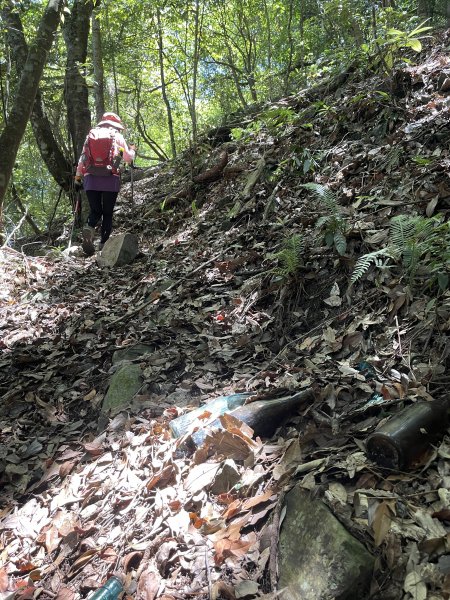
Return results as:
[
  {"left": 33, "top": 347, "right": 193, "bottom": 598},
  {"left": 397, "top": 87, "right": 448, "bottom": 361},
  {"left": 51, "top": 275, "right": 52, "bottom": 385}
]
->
[{"left": 97, "top": 112, "right": 124, "bottom": 130}]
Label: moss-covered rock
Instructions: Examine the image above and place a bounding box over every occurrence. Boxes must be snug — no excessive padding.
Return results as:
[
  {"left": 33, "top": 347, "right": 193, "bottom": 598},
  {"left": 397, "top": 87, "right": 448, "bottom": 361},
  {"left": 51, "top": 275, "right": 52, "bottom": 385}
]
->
[
  {"left": 278, "top": 485, "right": 374, "bottom": 600},
  {"left": 102, "top": 363, "right": 143, "bottom": 415}
]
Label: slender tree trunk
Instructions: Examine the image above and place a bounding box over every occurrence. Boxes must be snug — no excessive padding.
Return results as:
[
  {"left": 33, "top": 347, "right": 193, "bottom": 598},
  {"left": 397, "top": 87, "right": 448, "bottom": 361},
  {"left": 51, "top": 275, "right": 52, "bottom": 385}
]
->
[
  {"left": 262, "top": 0, "right": 273, "bottom": 98},
  {"left": 190, "top": 0, "right": 202, "bottom": 144},
  {"left": 11, "top": 182, "right": 41, "bottom": 235},
  {"left": 91, "top": 2, "right": 105, "bottom": 121},
  {"left": 0, "top": 44, "right": 10, "bottom": 121},
  {"left": 63, "top": 0, "right": 94, "bottom": 160},
  {"left": 284, "top": 0, "right": 294, "bottom": 95},
  {"left": 2, "top": 1, "right": 72, "bottom": 190},
  {"left": 156, "top": 8, "right": 177, "bottom": 158},
  {"left": 0, "top": 0, "right": 65, "bottom": 233},
  {"left": 105, "top": 1, "right": 120, "bottom": 116}
]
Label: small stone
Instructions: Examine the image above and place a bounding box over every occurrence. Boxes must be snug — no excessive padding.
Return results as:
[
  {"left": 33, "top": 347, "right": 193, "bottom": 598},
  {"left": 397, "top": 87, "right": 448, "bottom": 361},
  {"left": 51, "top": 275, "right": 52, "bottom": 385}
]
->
[{"left": 97, "top": 233, "right": 139, "bottom": 267}]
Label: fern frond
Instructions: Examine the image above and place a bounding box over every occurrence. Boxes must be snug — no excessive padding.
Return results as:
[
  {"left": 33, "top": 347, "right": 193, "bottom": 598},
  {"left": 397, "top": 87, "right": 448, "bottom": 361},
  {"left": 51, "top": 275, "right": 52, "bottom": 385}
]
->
[
  {"left": 301, "top": 183, "right": 339, "bottom": 214},
  {"left": 274, "top": 234, "right": 304, "bottom": 279},
  {"left": 390, "top": 215, "right": 417, "bottom": 249},
  {"left": 334, "top": 231, "right": 347, "bottom": 256},
  {"left": 351, "top": 248, "right": 391, "bottom": 283}
]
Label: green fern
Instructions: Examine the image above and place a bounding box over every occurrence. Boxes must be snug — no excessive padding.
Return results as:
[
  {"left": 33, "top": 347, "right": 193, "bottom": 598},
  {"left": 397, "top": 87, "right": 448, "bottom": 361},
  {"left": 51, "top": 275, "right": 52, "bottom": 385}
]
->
[
  {"left": 351, "top": 248, "right": 392, "bottom": 283},
  {"left": 274, "top": 234, "right": 304, "bottom": 279},
  {"left": 301, "top": 182, "right": 339, "bottom": 214},
  {"left": 301, "top": 183, "right": 348, "bottom": 255},
  {"left": 352, "top": 215, "right": 450, "bottom": 287}
]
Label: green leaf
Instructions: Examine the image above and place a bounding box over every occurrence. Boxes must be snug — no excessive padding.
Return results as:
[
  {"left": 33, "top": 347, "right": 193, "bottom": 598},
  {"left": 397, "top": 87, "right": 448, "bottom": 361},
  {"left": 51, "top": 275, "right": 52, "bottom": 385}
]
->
[
  {"left": 325, "top": 231, "right": 334, "bottom": 248},
  {"left": 387, "top": 28, "right": 404, "bottom": 36},
  {"left": 334, "top": 231, "right": 347, "bottom": 256},
  {"left": 408, "top": 38, "right": 422, "bottom": 52},
  {"left": 438, "top": 272, "right": 449, "bottom": 291}
]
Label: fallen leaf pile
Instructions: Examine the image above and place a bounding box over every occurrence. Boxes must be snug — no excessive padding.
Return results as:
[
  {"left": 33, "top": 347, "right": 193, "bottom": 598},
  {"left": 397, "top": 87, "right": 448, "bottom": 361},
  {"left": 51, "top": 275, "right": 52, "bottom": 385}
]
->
[{"left": 1, "top": 32, "right": 450, "bottom": 600}]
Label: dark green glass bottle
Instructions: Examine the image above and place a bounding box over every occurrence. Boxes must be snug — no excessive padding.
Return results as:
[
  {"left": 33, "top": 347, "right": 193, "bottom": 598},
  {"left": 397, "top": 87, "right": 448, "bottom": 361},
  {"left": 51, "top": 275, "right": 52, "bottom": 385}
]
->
[{"left": 89, "top": 577, "right": 123, "bottom": 600}]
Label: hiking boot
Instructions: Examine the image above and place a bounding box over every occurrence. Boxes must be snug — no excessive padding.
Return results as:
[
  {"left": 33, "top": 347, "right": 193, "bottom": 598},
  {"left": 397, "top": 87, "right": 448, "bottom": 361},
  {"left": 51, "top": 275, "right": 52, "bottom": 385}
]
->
[{"left": 82, "top": 225, "right": 96, "bottom": 256}]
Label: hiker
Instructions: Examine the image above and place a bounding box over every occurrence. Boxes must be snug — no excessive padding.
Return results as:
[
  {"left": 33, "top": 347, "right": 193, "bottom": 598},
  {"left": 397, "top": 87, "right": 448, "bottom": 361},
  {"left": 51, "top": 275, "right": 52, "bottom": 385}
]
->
[{"left": 74, "top": 112, "right": 136, "bottom": 255}]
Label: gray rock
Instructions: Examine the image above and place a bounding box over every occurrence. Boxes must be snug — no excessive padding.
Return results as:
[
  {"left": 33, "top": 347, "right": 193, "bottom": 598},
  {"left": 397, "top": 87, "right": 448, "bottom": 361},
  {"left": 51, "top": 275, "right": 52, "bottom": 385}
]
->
[
  {"left": 112, "top": 343, "right": 154, "bottom": 365},
  {"left": 97, "top": 233, "right": 139, "bottom": 267},
  {"left": 278, "top": 485, "right": 374, "bottom": 600},
  {"left": 102, "top": 363, "right": 143, "bottom": 415}
]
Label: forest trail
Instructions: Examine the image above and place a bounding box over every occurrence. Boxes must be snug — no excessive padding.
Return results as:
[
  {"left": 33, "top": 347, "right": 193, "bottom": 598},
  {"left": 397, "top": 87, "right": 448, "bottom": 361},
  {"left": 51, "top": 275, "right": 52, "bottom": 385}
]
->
[{"left": 1, "top": 32, "right": 450, "bottom": 600}]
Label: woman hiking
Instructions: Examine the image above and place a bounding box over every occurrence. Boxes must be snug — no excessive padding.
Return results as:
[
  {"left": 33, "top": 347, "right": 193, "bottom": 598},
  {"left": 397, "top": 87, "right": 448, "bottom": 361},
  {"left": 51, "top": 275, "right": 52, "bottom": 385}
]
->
[{"left": 74, "top": 112, "right": 135, "bottom": 255}]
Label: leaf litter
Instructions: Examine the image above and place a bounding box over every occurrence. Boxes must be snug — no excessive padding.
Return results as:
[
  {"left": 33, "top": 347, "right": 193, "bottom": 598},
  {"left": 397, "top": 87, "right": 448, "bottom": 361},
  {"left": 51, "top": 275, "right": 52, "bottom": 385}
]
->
[{"left": 1, "top": 33, "right": 450, "bottom": 600}]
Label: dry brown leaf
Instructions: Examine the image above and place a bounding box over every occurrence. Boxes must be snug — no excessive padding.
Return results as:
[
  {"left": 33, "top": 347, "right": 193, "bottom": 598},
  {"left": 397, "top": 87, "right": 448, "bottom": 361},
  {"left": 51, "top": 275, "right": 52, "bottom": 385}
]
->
[
  {"left": 45, "top": 526, "right": 61, "bottom": 554},
  {"left": 222, "top": 499, "right": 242, "bottom": 520},
  {"left": 211, "top": 581, "right": 236, "bottom": 600},
  {"left": 205, "top": 430, "right": 253, "bottom": 461},
  {"left": 56, "top": 587, "right": 75, "bottom": 600},
  {"left": 83, "top": 441, "right": 104, "bottom": 456},
  {"left": 0, "top": 569, "right": 9, "bottom": 593},
  {"left": 214, "top": 537, "right": 253, "bottom": 565},
  {"left": 184, "top": 462, "right": 220, "bottom": 494},
  {"left": 371, "top": 501, "right": 394, "bottom": 547},
  {"left": 15, "top": 586, "right": 37, "bottom": 600},
  {"left": 220, "top": 413, "right": 254, "bottom": 438},
  {"left": 83, "top": 389, "right": 96, "bottom": 402},
  {"left": 137, "top": 569, "right": 161, "bottom": 600},
  {"left": 59, "top": 459, "right": 78, "bottom": 477},
  {"left": 146, "top": 464, "right": 176, "bottom": 491},
  {"left": 242, "top": 488, "right": 275, "bottom": 511},
  {"left": 123, "top": 551, "right": 143, "bottom": 572},
  {"left": 67, "top": 549, "right": 98, "bottom": 577}
]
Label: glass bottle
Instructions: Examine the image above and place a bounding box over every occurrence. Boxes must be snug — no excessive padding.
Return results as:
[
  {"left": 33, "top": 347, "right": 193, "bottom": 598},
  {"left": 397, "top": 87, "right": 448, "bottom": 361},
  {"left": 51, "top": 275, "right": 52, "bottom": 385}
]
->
[{"left": 89, "top": 576, "right": 123, "bottom": 600}]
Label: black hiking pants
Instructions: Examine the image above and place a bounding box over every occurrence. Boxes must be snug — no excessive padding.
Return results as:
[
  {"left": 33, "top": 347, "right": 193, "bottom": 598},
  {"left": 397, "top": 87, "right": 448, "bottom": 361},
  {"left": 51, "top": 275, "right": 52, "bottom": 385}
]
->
[{"left": 86, "top": 190, "right": 118, "bottom": 244}]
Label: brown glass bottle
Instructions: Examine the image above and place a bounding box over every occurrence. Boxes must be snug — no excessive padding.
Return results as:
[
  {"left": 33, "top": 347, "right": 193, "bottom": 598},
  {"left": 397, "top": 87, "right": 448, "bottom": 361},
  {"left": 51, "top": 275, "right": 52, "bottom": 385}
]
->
[
  {"left": 366, "top": 398, "right": 448, "bottom": 469},
  {"left": 191, "top": 388, "right": 315, "bottom": 446}
]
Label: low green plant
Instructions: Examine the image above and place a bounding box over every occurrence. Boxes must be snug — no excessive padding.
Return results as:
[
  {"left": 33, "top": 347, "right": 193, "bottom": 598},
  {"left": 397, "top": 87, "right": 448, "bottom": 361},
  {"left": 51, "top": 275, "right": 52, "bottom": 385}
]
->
[
  {"left": 301, "top": 183, "right": 348, "bottom": 255},
  {"left": 412, "top": 155, "right": 433, "bottom": 167},
  {"left": 352, "top": 215, "right": 450, "bottom": 290},
  {"left": 273, "top": 234, "right": 304, "bottom": 280},
  {"left": 362, "top": 20, "right": 432, "bottom": 74}
]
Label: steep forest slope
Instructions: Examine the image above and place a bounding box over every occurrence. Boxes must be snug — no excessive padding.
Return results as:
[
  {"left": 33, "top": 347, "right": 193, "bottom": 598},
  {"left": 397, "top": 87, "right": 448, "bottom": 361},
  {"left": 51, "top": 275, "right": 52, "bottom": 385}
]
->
[{"left": 1, "top": 32, "right": 450, "bottom": 600}]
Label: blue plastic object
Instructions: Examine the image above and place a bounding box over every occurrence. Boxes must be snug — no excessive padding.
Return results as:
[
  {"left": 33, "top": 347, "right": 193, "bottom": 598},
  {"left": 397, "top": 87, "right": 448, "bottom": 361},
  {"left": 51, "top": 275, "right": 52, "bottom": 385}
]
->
[
  {"left": 169, "top": 393, "right": 251, "bottom": 438},
  {"left": 88, "top": 576, "right": 123, "bottom": 600}
]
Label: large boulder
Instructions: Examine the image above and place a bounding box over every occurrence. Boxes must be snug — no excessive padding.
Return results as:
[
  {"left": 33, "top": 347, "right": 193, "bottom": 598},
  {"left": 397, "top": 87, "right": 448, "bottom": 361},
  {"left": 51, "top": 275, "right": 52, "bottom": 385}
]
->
[
  {"left": 97, "top": 233, "right": 139, "bottom": 267},
  {"left": 278, "top": 485, "right": 374, "bottom": 600},
  {"left": 102, "top": 363, "right": 143, "bottom": 415}
]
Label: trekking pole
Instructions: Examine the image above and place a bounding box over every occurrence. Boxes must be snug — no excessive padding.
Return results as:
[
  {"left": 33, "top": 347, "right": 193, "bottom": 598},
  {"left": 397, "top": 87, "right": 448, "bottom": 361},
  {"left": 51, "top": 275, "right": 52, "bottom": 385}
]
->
[
  {"left": 68, "top": 190, "right": 81, "bottom": 250},
  {"left": 130, "top": 160, "right": 135, "bottom": 210}
]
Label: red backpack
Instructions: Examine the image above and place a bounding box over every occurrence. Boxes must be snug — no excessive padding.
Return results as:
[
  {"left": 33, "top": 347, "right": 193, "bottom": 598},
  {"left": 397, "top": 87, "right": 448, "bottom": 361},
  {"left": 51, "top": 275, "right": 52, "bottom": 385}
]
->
[{"left": 85, "top": 126, "right": 119, "bottom": 176}]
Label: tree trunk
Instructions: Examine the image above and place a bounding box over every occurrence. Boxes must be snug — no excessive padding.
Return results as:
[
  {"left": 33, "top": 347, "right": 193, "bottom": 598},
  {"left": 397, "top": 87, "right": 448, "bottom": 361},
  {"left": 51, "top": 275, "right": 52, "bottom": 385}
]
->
[
  {"left": 156, "top": 8, "right": 177, "bottom": 158},
  {"left": 11, "top": 183, "right": 41, "bottom": 235},
  {"left": 0, "top": 43, "right": 10, "bottom": 121},
  {"left": 91, "top": 2, "right": 105, "bottom": 122},
  {"left": 63, "top": 0, "right": 94, "bottom": 161},
  {"left": 2, "top": 1, "right": 73, "bottom": 191},
  {"left": 0, "top": 0, "right": 65, "bottom": 234},
  {"left": 189, "top": 0, "right": 204, "bottom": 145},
  {"left": 284, "top": 0, "right": 294, "bottom": 95}
]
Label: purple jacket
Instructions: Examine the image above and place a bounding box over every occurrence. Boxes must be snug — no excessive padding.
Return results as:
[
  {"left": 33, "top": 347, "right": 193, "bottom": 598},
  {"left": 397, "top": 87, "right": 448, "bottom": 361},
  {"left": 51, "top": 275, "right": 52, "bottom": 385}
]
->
[{"left": 83, "top": 173, "right": 121, "bottom": 193}]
